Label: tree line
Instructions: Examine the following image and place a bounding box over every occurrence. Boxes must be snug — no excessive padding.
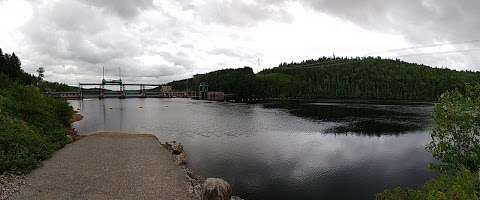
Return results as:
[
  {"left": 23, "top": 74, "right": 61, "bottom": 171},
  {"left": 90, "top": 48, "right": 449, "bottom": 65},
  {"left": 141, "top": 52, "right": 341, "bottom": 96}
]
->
[
  {"left": 0, "top": 48, "right": 75, "bottom": 92},
  {"left": 169, "top": 57, "right": 480, "bottom": 101}
]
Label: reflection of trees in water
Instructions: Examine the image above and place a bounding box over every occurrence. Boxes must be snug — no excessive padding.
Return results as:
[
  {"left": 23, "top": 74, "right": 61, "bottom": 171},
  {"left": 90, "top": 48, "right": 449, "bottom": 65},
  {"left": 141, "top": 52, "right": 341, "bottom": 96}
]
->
[
  {"left": 328, "top": 120, "right": 422, "bottom": 136},
  {"left": 263, "top": 101, "right": 433, "bottom": 135}
]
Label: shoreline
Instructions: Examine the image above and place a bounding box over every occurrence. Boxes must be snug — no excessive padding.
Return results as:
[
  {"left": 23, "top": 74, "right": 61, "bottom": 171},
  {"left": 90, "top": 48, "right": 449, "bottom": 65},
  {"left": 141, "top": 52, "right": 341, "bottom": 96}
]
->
[
  {"left": 0, "top": 112, "right": 84, "bottom": 200},
  {"left": 4, "top": 107, "right": 243, "bottom": 200},
  {"left": 161, "top": 141, "right": 244, "bottom": 200},
  {"left": 11, "top": 133, "right": 193, "bottom": 200},
  {"left": 5, "top": 131, "right": 243, "bottom": 200},
  {"left": 65, "top": 112, "right": 83, "bottom": 142}
]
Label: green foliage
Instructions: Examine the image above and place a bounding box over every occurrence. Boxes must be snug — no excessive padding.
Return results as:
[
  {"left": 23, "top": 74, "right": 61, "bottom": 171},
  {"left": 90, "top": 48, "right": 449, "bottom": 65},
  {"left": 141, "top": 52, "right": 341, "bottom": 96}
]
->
[
  {"left": 169, "top": 57, "right": 480, "bottom": 101},
  {"left": 376, "top": 169, "right": 479, "bottom": 200},
  {"left": 169, "top": 67, "right": 258, "bottom": 99},
  {"left": 0, "top": 49, "right": 73, "bottom": 172},
  {"left": 377, "top": 84, "right": 480, "bottom": 199},
  {"left": 0, "top": 114, "right": 51, "bottom": 172},
  {"left": 427, "top": 84, "right": 480, "bottom": 172},
  {"left": 0, "top": 49, "right": 38, "bottom": 85},
  {"left": 255, "top": 73, "right": 304, "bottom": 98},
  {"left": 262, "top": 57, "right": 479, "bottom": 100},
  {"left": 40, "top": 80, "right": 77, "bottom": 92}
]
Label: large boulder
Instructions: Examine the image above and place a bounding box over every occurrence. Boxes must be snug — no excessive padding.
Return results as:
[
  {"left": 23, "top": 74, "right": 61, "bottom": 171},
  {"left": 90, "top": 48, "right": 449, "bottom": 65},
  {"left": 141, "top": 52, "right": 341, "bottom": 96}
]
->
[
  {"left": 172, "top": 143, "right": 184, "bottom": 155},
  {"left": 201, "top": 178, "right": 232, "bottom": 200}
]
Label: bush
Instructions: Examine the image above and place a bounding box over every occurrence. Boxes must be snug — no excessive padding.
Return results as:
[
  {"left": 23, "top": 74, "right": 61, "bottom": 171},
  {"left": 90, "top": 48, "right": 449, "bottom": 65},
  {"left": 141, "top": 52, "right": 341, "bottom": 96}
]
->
[
  {"left": 0, "top": 74, "right": 72, "bottom": 172},
  {"left": 427, "top": 84, "right": 480, "bottom": 172},
  {"left": 0, "top": 50, "right": 74, "bottom": 172},
  {"left": 376, "top": 169, "right": 479, "bottom": 200},
  {"left": 377, "top": 84, "right": 480, "bottom": 199},
  {"left": 0, "top": 114, "right": 51, "bottom": 172}
]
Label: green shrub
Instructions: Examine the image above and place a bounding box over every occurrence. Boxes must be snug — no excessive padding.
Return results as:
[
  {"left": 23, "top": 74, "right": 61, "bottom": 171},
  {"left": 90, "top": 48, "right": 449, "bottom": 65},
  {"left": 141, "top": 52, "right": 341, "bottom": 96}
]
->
[
  {"left": 0, "top": 73, "right": 72, "bottom": 172},
  {"left": 0, "top": 50, "right": 74, "bottom": 172},
  {"left": 377, "top": 84, "right": 480, "bottom": 199},
  {"left": 376, "top": 169, "right": 479, "bottom": 200},
  {"left": 0, "top": 114, "right": 52, "bottom": 172},
  {"left": 427, "top": 84, "right": 480, "bottom": 172}
]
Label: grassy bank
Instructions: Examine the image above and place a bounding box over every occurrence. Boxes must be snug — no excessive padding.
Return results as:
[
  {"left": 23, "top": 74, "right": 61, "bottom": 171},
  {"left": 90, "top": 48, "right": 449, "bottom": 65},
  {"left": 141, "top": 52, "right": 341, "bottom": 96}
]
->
[{"left": 0, "top": 49, "right": 73, "bottom": 173}]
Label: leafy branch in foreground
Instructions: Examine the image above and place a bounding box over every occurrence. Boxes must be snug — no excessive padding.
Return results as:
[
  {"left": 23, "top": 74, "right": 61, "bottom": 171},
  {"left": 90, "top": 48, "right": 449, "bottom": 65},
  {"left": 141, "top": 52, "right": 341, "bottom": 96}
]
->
[
  {"left": 427, "top": 84, "right": 480, "bottom": 172},
  {"left": 376, "top": 83, "right": 480, "bottom": 200},
  {"left": 376, "top": 169, "right": 479, "bottom": 200}
]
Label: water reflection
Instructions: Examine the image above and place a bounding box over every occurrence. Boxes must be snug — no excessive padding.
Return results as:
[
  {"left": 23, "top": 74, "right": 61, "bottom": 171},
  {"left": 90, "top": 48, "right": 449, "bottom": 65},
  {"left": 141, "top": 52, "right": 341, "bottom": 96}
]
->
[
  {"left": 69, "top": 98, "right": 436, "bottom": 200},
  {"left": 263, "top": 101, "right": 433, "bottom": 135}
]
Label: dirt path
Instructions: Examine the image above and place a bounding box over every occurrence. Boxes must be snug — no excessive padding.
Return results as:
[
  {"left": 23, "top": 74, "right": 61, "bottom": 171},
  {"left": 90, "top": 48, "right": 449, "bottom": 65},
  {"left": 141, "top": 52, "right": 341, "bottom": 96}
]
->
[{"left": 11, "top": 133, "right": 192, "bottom": 200}]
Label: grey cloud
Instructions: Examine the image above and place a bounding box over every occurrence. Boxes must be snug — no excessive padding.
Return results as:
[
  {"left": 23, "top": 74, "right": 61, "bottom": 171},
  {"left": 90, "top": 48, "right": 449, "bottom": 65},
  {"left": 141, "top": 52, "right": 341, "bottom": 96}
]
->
[
  {"left": 19, "top": 0, "right": 189, "bottom": 85},
  {"left": 48, "top": 0, "right": 106, "bottom": 34},
  {"left": 82, "top": 0, "right": 154, "bottom": 19},
  {"left": 151, "top": 51, "right": 196, "bottom": 69},
  {"left": 186, "top": 0, "right": 480, "bottom": 67},
  {"left": 278, "top": 0, "right": 480, "bottom": 69},
  {"left": 16, "top": 0, "right": 480, "bottom": 85},
  {"left": 176, "top": 0, "right": 480, "bottom": 49},
  {"left": 299, "top": 0, "right": 480, "bottom": 44},
  {"left": 209, "top": 48, "right": 244, "bottom": 57},
  {"left": 189, "top": 0, "right": 293, "bottom": 26},
  {"left": 209, "top": 48, "right": 257, "bottom": 60}
]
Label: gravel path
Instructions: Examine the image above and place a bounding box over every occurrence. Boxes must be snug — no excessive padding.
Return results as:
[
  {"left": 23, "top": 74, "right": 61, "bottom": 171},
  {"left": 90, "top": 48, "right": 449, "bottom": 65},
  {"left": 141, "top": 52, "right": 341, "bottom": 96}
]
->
[
  {"left": 11, "top": 133, "right": 192, "bottom": 200},
  {"left": 1, "top": 173, "right": 25, "bottom": 200}
]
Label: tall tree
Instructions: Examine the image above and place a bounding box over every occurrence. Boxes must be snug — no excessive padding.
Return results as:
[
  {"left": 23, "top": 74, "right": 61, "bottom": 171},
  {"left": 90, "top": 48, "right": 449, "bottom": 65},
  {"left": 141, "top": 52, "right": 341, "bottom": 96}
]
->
[{"left": 37, "top": 67, "right": 45, "bottom": 80}]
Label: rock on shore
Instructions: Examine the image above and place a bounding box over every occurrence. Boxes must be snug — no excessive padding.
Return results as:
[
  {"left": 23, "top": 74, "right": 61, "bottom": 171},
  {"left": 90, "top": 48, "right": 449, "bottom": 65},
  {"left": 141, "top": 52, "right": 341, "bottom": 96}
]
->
[{"left": 161, "top": 141, "right": 244, "bottom": 200}]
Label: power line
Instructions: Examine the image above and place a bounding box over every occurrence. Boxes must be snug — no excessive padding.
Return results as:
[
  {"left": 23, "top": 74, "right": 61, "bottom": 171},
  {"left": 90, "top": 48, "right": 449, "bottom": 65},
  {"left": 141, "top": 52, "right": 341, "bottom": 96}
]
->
[
  {"left": 395, "top": 48, "right": 480, "bottom": 57},
  {"left": 261, "top": 39, "right": 480, "bottom": 71},
  {"left": 364, "top": 39, "right": 480, "bottom": 56}
]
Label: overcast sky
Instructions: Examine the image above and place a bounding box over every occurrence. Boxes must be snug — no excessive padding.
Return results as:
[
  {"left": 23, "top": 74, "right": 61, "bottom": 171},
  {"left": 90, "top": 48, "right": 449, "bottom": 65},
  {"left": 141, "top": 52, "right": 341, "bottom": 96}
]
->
[{"left": 0, "top": 0, "right": 479, "bottom": 85}]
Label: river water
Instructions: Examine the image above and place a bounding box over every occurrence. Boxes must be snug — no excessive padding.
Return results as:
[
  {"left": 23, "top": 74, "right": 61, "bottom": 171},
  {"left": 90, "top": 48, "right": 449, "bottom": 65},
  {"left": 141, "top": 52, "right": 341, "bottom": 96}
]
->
[{"left": 69, "top": 98, "right": 436, "bottom": 200}]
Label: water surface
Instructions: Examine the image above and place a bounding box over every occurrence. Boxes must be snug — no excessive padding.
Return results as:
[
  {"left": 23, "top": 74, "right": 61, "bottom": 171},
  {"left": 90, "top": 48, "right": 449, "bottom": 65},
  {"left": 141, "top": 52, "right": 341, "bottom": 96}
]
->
[{"left": 69, "top": 98, "right": 436, "bottom": 200}]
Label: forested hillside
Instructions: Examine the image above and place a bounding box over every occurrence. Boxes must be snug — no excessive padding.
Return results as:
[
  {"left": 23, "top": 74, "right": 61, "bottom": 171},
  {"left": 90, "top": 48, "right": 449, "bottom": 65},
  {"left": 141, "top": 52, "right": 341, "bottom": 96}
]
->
[
  {"left": 0, "top": 48, "right": 75, "bottom": 92},
  {"left": 169, "top": 57, "right": 480, "bottom": 101},
  {"left": 0, "top": 48, "right": 73, "bottom": 172},
  {"left": 169, "top": 67, "right": 256, "bottom": 98}
]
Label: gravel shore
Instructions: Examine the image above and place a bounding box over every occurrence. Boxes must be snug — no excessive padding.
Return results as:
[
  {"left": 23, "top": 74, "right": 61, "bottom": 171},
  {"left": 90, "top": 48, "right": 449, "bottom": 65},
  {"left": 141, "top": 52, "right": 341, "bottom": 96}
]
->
[
  {"left": 0, "top": 173, "right": 25, "bottom": 200},
  {"left": 11, "top": 133, "right": 193, "bottom": 200}
]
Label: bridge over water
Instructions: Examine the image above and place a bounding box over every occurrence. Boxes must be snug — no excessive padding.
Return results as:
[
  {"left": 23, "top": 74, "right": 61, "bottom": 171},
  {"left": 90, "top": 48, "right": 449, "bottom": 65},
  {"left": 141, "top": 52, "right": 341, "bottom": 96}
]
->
[{"left": 46, "top": 82, "right": 198, "bottom": 99}]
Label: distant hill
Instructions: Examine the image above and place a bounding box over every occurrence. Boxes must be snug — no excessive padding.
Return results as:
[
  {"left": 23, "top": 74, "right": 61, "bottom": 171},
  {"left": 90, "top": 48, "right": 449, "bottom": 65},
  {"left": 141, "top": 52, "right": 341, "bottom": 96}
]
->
[{"left": 168, "top": 57, "right": 480, "bottom": 101}]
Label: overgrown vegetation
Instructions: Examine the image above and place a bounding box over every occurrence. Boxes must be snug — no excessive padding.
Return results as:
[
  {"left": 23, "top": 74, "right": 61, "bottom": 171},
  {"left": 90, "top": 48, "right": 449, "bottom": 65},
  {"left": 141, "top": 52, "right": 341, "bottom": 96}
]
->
[
  {"left": 376, "top": 84, "right": 480, "bottom": 200},
  {"left": 169, "top": 57, "right": 480, "bottom": 101},
  {"left": 428, "top": 84, "right": 480, "bottom": 172},
  {"left": 376, "top": 169, "right": 479, "bottom": 200},
  {"left": 0, "top": 48, "right": 73, "bottom": 172}
]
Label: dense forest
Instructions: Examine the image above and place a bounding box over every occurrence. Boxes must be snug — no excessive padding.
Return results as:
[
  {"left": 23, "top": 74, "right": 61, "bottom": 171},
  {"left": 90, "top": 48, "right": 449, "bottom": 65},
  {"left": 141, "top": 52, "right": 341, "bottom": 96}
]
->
[
  {"left": 169, "top": 57, "right": 480, "bottom": 101},
  {"left": 0, "top": 48, "right": 73, "bottom": 172}
]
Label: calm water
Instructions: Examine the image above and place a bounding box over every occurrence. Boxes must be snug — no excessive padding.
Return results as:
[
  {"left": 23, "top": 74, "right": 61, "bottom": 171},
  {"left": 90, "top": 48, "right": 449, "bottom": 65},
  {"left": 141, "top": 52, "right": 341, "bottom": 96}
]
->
[{"left": 69, "top": 98, "right": 436, "bottom": 200}]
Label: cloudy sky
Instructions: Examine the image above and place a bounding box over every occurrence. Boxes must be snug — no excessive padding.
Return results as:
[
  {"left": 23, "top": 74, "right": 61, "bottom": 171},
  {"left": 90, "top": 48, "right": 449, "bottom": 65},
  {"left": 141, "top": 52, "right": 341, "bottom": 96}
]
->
[{"left": 0, "top": 0, "right": 479, "bottom": 85}]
